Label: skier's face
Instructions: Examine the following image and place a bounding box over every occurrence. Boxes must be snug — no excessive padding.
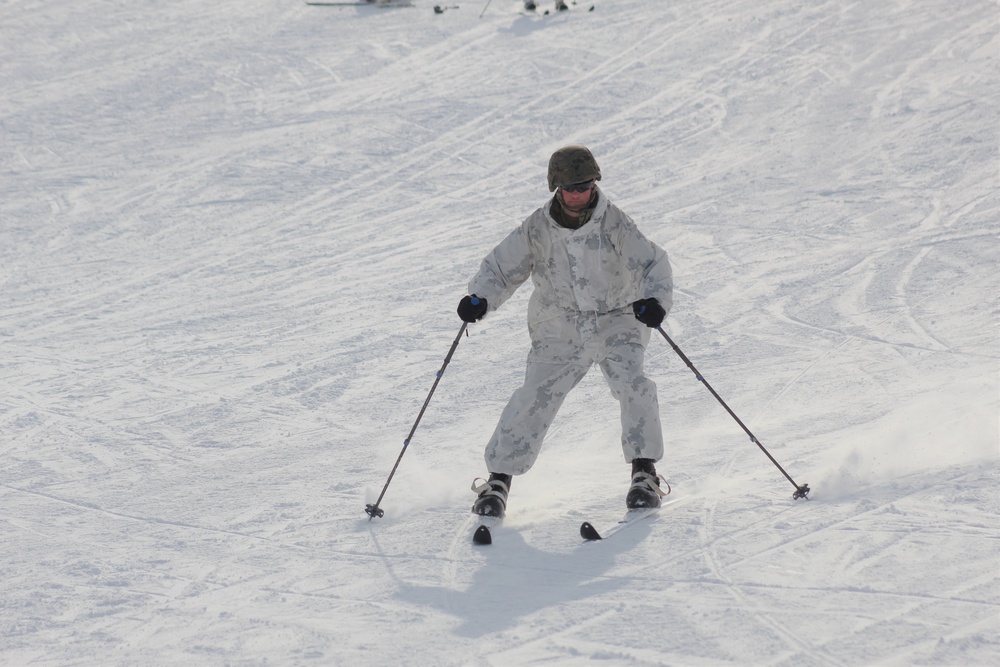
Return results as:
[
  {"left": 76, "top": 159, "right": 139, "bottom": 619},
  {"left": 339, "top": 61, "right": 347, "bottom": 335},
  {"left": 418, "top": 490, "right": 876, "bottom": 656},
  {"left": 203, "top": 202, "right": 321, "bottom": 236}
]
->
[{"left": 558, "top": 181, "right": 595, "bottom": 216}]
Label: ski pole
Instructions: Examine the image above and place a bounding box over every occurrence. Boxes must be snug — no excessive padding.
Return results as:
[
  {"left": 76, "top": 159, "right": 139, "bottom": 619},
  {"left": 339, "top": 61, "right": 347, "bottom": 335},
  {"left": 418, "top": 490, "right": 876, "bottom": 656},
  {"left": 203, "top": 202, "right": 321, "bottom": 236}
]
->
[
  {"left": 479, "top": 0, "right": 493, "bottom": 18},
  {"left": 365, "top": 321, "right": 469, "bottom": 520},
  {"left": 656, "top": 327, "right": 810, "bottom": 500}
]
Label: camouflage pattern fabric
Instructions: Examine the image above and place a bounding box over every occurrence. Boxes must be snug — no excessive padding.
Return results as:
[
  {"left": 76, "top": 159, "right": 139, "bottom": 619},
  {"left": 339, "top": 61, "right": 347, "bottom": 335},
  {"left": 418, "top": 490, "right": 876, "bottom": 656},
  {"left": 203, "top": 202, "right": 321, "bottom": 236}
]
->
[
  {"left": 547, "top": 144, "right": 602, "bottom": 192},
  {"left": 469, "top": 187, "right": 673, "bottom": 475}
]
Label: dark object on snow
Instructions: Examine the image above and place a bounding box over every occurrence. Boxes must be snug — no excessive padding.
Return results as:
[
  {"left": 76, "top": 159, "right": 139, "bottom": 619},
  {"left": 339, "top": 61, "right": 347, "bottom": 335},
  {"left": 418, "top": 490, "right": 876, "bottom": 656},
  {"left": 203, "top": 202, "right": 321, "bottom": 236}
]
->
[{"left": 473, "top": 524, "right": 493, "bottom": 545}]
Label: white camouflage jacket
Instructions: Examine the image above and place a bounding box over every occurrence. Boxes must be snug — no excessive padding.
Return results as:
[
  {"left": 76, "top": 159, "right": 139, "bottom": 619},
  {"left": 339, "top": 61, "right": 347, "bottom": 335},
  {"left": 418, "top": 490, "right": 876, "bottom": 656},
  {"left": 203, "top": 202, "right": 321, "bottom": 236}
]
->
[{"left": 469, "top": 188, "right": 673, "bottom": 333}]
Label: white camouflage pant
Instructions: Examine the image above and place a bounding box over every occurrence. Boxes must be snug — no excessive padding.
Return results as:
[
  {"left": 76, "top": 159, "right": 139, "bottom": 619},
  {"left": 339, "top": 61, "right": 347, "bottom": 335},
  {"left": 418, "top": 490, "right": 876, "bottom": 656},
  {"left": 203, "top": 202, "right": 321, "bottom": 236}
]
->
[{"left": 485, "top": 308, "right": 664, "bottom": 475}]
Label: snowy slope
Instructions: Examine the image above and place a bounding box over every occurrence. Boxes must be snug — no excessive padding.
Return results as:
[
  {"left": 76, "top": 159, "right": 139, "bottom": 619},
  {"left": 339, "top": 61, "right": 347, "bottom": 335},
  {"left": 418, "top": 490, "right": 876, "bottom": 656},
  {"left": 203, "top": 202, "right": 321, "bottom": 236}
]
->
[{"left": 1, "top": 0, "right": 997, "bottom": 664}]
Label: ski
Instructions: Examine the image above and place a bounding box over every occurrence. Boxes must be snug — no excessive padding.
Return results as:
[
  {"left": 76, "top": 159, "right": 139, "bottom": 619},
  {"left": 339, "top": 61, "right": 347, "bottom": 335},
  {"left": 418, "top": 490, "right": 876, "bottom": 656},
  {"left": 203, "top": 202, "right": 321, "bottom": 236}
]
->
[
  {"left": 472, "top": 515, "right": 501, "bottom": 545},
  {"left": 580, "top": 497, "right": 684, "bottom": 541}
]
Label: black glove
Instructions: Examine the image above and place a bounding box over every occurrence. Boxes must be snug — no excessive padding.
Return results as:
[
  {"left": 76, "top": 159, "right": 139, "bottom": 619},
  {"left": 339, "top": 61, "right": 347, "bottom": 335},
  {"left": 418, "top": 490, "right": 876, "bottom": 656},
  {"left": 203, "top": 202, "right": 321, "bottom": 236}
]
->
[
  {"left": 632, "top": 298, "right": 665, "bottom": 328},
  {"left": 457, "top": 294, "right": 488, "bottom": 322}
]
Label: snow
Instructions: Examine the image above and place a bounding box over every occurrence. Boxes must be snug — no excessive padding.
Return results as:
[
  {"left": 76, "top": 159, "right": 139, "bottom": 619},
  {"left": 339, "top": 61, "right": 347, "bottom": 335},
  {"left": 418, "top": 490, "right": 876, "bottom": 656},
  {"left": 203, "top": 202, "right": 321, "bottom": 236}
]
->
[{"left": 1, "top": 0, "right": 997, "bottom": 664}]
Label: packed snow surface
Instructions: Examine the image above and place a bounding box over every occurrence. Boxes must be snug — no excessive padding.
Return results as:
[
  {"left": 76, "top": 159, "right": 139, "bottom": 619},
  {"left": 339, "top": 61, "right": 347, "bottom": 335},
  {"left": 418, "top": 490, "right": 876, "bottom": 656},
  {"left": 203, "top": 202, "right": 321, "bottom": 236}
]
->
[{"left": 2, "top": 0, "right": 998, "bottom": 664}]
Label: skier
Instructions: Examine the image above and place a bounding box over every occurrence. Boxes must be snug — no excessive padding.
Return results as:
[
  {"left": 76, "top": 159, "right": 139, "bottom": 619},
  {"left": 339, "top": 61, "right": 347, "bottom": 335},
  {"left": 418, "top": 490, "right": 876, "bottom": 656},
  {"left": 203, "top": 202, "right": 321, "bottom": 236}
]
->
[{"left": 458, "top": 145, "right": 673, "bottom": 518}]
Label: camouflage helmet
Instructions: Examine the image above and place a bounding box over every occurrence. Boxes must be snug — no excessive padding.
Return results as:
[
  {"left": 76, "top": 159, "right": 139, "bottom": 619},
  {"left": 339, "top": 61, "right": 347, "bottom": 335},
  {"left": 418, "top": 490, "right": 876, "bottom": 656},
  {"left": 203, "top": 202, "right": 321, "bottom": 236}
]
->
[{"left": 547, "top": 145, "right": 602, "bottom": 192}]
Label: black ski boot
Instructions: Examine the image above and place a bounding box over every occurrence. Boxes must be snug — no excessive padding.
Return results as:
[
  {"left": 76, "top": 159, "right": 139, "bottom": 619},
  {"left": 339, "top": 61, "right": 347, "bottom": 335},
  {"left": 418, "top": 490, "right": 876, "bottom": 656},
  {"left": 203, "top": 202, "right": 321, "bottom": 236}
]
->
[
  {"left": 626, "top": 459, "right": 665, "bottom": 509},
  {"left": 524, "top": 1, "right": 537, "bottom": 11},
  {"left": 472, "top": 473, "right": 511, "bottom": 518},
  {"left": 555, "top": 1, "right": 569, "bottom": 10}
]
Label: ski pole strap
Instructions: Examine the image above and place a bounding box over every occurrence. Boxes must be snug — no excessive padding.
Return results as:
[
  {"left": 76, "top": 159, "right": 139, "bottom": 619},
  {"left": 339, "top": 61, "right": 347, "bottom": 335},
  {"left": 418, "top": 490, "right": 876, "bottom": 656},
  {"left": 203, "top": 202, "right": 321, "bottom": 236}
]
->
[{"left": 655, "top": 327, "right": 810, "bottom": 500}]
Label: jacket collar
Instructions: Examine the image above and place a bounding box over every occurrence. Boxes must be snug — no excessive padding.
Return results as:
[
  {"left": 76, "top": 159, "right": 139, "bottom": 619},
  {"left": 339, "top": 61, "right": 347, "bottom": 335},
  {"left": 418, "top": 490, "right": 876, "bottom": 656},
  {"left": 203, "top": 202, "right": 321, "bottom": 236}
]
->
[{"left": 545, "top": 187, "right": 607, "bottom": 230}]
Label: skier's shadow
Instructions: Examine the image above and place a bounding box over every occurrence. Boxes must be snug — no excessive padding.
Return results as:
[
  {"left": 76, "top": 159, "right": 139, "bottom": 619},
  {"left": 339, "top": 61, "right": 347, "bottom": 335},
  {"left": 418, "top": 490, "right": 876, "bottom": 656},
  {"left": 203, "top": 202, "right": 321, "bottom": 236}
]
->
[
  {"left": 502, "top": 15, "right": 558, "bottom": 38},
  {"left": 395, "top": 519, "right": 654, "bottom": 637}
]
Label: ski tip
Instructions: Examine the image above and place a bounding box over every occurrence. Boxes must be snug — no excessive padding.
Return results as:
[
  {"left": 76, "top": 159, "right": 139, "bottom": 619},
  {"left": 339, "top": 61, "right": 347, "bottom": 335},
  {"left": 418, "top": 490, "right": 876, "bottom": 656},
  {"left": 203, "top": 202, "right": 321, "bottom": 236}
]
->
[
  {"left": 473, "top": 524, "right": 493, "bottom": 545},
  {"left": 580, "top": 521, "right": 603, "bottom": 541}
]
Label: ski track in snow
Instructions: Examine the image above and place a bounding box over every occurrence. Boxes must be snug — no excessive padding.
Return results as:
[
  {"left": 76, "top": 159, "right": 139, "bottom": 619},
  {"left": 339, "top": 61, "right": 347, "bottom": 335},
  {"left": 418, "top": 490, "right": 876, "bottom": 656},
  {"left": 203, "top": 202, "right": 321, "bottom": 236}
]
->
[{"left": 1, "top": 0, "right": 998, "bottom": 664}]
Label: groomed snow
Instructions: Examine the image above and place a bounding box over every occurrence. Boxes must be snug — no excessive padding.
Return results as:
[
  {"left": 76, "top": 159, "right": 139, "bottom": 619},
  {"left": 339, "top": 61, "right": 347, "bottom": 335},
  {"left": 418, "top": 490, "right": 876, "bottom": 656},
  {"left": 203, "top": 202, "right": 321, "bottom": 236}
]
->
[{"left": 2, "top": 0, "right": 997, "bottom": 664}]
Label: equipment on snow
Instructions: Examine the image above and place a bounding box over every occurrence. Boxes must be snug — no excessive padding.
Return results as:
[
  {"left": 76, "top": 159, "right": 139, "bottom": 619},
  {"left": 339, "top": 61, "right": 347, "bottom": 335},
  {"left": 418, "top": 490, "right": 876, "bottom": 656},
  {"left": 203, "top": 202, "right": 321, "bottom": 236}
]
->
[
  {"left": 475, "top": 497, "right": 681, "bottom": 545},
  {"left": 473, "top": 524, "right": 493, "bottom": 545},
  {"left": 581, "top": 497, "right": 684, "bottom": 541},
  {"left": 483, "top": 1, "right": 594, "bottom": 18},
  {"left": 548, "top": 145, "right": 602, "bottom": 192},
  {"left": 524, "top": 1, "right": 569, "bottom": 11},
  {"left": 655, "top": 327, "right": 811, "bottom": 500},
  {"left": 471, "top": 473, "right": 511, "bottom": 517},
  {"left": 472, "top": 515, "right": 500, "bottom": 545},
  {"left": 365, "top": 322, "right": 469, "bottom": 520}
]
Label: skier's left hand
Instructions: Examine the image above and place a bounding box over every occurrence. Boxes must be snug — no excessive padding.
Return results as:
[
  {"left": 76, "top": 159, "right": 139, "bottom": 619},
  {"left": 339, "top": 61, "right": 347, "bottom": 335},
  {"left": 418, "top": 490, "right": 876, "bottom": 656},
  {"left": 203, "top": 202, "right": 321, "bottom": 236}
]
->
[{"left": 632, "top": 298, "right": 665, "bottom": 328}]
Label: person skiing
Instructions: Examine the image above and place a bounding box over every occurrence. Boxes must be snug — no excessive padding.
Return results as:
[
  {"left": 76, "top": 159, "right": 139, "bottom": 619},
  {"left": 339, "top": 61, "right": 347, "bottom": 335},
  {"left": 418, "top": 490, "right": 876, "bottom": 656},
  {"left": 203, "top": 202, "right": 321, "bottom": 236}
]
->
[{"left": 458, "top": 145, "right": 673, "bottom": 518}]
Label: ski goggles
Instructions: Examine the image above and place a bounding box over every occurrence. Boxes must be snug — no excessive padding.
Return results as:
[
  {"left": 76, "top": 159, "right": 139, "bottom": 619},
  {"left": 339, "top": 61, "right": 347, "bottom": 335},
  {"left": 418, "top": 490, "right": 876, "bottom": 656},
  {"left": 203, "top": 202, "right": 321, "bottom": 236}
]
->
[{"left": 560, "top": 180, "right": 595, "bottom": 193}]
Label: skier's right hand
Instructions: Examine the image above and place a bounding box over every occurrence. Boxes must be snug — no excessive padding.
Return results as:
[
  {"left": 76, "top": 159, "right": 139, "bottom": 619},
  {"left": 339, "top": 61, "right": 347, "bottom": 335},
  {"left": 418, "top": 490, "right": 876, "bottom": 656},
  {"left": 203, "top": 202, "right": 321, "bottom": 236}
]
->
[
  {"left": 457, "top": 295, "right": 488, "bottom": 322},
  {"left": 632, "top": 298, "right": 666, "bottom": 328}
]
